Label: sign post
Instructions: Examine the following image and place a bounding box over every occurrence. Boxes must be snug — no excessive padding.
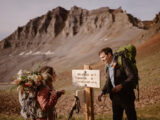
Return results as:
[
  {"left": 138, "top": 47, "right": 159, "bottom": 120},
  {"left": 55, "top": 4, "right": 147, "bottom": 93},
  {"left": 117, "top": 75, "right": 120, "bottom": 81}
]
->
[
  {"left": 84, "top": 65, "right": 94, "bottom": 120},
  {"left": 72, "top": 65, "right": 100, "bottom": 120}
]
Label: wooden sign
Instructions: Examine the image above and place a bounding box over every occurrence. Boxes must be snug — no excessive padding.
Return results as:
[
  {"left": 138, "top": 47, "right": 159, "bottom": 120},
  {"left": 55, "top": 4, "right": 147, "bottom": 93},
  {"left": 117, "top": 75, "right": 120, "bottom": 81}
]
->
[{"left": 72, "top": 70, "right": 100, "bottom": 88}]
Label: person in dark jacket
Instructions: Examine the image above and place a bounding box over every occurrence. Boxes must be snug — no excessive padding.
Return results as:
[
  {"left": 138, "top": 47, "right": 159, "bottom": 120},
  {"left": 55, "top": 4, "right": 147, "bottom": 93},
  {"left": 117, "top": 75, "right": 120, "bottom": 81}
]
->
[{"left": 98, "top": 47, "right": 137, "bottom": 120}]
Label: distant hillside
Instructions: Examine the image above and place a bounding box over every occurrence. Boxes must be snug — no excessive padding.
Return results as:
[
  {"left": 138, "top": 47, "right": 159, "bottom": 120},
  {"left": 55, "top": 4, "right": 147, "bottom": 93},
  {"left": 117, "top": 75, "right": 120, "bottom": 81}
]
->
[{"left": 0, "top": 6, "right": 159, "bottom": 82}]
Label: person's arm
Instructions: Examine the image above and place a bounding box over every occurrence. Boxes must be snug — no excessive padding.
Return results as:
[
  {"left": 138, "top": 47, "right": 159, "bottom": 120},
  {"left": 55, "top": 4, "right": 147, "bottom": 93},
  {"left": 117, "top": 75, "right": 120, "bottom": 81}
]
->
[
  {"left": 37, "top": 87, "right": 65, "bottom": 111},
  {"left": 102, "top": 70, "right": 112, "bottom": 95},
  {"left": 121, "top": 58, "right": 135, "bottom": 89},
  {"left": 37, "top": 87, "right": 57, "bottom": 111},
  {"left": 112, "top": 58, "right": 135, "bottom": 93},
  {"left": 98, "top": 71, "right": 111, "bottom": 101}
]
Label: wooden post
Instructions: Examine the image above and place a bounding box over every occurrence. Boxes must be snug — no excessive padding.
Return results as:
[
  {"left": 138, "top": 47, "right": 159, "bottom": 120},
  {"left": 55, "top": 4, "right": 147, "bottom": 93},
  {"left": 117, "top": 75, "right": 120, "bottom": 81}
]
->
[{"left": 84, "top": 65, "right": 94, "bottom": 120}]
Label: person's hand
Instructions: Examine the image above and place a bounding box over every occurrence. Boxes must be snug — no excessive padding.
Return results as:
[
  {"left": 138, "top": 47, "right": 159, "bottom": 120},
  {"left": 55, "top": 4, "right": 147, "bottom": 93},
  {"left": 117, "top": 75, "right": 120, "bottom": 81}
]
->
[
  {"left": 98, "top": 94, "right": 103, "bottom": 102},
  {"left": 112, "top": 84, "right": 122, "bottom": 93},
  {"left": 56, "top": 90, "right": 65, "bottom": 98},
  {"left": 59, "top": 90, "right": 65, "bottom": 95},
  {"left": 24, "top": 82, "right": 32, "bottom": 87}
]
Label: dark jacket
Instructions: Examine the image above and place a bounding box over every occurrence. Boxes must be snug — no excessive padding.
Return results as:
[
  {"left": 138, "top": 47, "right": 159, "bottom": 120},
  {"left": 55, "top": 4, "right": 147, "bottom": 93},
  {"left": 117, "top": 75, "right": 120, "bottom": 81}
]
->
[{"left": 102, "top": 57, "right": 136, "bottom": 103}]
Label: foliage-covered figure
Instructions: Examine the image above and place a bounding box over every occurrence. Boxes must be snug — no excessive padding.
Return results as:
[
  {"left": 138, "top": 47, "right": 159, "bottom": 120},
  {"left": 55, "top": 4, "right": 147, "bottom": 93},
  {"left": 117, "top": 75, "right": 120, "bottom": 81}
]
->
[{"left": 14, "top": 66, "right": 65, "bottom": 120}]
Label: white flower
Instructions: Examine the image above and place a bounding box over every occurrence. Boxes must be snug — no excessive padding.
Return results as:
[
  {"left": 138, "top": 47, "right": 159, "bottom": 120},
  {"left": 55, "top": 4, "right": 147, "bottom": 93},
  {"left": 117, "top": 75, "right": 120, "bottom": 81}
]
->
[
  {"left": 17, "top": 70, "right": 23, "bottom": 80},
  {"left": 17, "top": 70, "right": 23, "bottom": 76},
  {"left": 28, "top": 74, "right": 38, "bottom": 81}
]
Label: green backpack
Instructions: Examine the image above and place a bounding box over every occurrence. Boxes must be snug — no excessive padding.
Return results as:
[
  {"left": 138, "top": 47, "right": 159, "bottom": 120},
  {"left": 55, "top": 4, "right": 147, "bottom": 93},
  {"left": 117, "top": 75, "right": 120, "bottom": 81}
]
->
[{"left": 114, "top": 44, "right": 139, "bottom": 100}]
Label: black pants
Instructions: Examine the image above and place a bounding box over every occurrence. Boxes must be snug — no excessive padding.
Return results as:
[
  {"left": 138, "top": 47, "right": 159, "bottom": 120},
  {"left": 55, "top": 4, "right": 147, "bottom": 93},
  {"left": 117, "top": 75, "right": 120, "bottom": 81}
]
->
[{"left": 112, "top": 100, "right": 137, "bottom": 120}]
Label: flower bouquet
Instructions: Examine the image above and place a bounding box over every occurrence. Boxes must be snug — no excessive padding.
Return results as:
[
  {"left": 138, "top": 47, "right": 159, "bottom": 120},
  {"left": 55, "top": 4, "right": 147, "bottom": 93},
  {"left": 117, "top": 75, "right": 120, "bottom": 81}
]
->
[{"left": 12, "top": 69, "right": 42, "bottom": 92}]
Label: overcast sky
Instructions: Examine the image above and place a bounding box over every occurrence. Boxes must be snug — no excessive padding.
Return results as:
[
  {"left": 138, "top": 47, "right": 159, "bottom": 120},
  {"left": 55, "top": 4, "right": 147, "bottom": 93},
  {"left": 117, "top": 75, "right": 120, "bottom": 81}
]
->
[{"left": 0, "top": 0, "right": 160, "bottom": 41}]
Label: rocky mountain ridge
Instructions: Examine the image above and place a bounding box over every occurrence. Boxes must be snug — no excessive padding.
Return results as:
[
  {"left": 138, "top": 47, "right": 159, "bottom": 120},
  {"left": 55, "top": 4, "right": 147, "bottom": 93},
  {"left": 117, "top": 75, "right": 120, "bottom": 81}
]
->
[{"left": 0, "top": 6, "right": 144, "bottom": 50}]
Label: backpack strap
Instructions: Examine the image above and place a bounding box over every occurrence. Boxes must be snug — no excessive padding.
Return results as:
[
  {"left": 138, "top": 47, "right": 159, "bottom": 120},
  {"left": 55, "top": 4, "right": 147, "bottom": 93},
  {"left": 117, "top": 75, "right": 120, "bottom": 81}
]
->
[
  {"left": 118, "top": 55, "right": 122, "bottom": 66},
  {"left": 117, "top": 55, "right": 125, "bottom": 74}
]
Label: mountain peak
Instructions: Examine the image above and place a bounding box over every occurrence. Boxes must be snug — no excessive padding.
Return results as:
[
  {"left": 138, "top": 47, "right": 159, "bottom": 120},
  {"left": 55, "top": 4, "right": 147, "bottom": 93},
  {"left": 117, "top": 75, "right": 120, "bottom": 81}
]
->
[
  {"left": 52, "top": 6, "right": 68, "bottom": 14},
  {"left": 0, "top": 6, "right": 145, "bottom": 50}
]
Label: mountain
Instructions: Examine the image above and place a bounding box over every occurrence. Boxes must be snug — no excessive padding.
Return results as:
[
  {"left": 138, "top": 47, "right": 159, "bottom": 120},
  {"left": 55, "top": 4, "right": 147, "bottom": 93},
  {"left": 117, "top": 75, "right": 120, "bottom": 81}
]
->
[
  {"left": 133, "top": 12, "right": 160, "bottom": 45},
  {"left": 0, "top": 6, "right": 159, "bottom": 82}
]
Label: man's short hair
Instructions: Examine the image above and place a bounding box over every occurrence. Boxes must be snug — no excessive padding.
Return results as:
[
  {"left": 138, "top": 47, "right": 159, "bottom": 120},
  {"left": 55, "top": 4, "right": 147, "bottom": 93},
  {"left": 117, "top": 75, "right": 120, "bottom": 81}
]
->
[{"left": 99, "top": 47, "right": 113, "bottom": 55}]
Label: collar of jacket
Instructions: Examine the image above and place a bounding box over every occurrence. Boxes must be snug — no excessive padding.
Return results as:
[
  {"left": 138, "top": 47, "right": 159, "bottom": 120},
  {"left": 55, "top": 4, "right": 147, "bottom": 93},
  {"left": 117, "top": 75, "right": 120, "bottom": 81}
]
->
[{"left": 106, "top": 57, "right": 117, "bottom": 69}]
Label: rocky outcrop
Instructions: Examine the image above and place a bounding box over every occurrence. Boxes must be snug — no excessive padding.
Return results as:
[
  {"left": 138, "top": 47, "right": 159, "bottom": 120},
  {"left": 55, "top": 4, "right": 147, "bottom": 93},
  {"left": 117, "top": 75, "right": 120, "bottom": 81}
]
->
[
  {"left": 142, "top": 12, "right": 160, "bottom": 29},
  {"left": 153, "top": 12, "right": 160, "bottom": 24},
  {"left": 152, "top": 12, "right": 160, "bottom": 32},
  {"left": 0, "top": 7, "right": 68, "bottom": 49},
  {"left": 0, "top": 39, "right": 11, "bottom": 49},
  {"left": 0, "top": 6, "right": 144, "bottom": 50},
  {"left": 62, "top": 6, "right": 89, "bottom": 36}
]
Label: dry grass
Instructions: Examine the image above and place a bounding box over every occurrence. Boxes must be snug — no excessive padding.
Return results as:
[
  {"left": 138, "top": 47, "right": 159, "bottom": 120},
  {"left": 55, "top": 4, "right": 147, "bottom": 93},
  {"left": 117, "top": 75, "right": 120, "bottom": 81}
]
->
[
  {"left": 0, "top": 34, "right": 160, "bottom": 119},
  {"left": 0, "top": 90, "right": 20, "bottom": 115}
]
